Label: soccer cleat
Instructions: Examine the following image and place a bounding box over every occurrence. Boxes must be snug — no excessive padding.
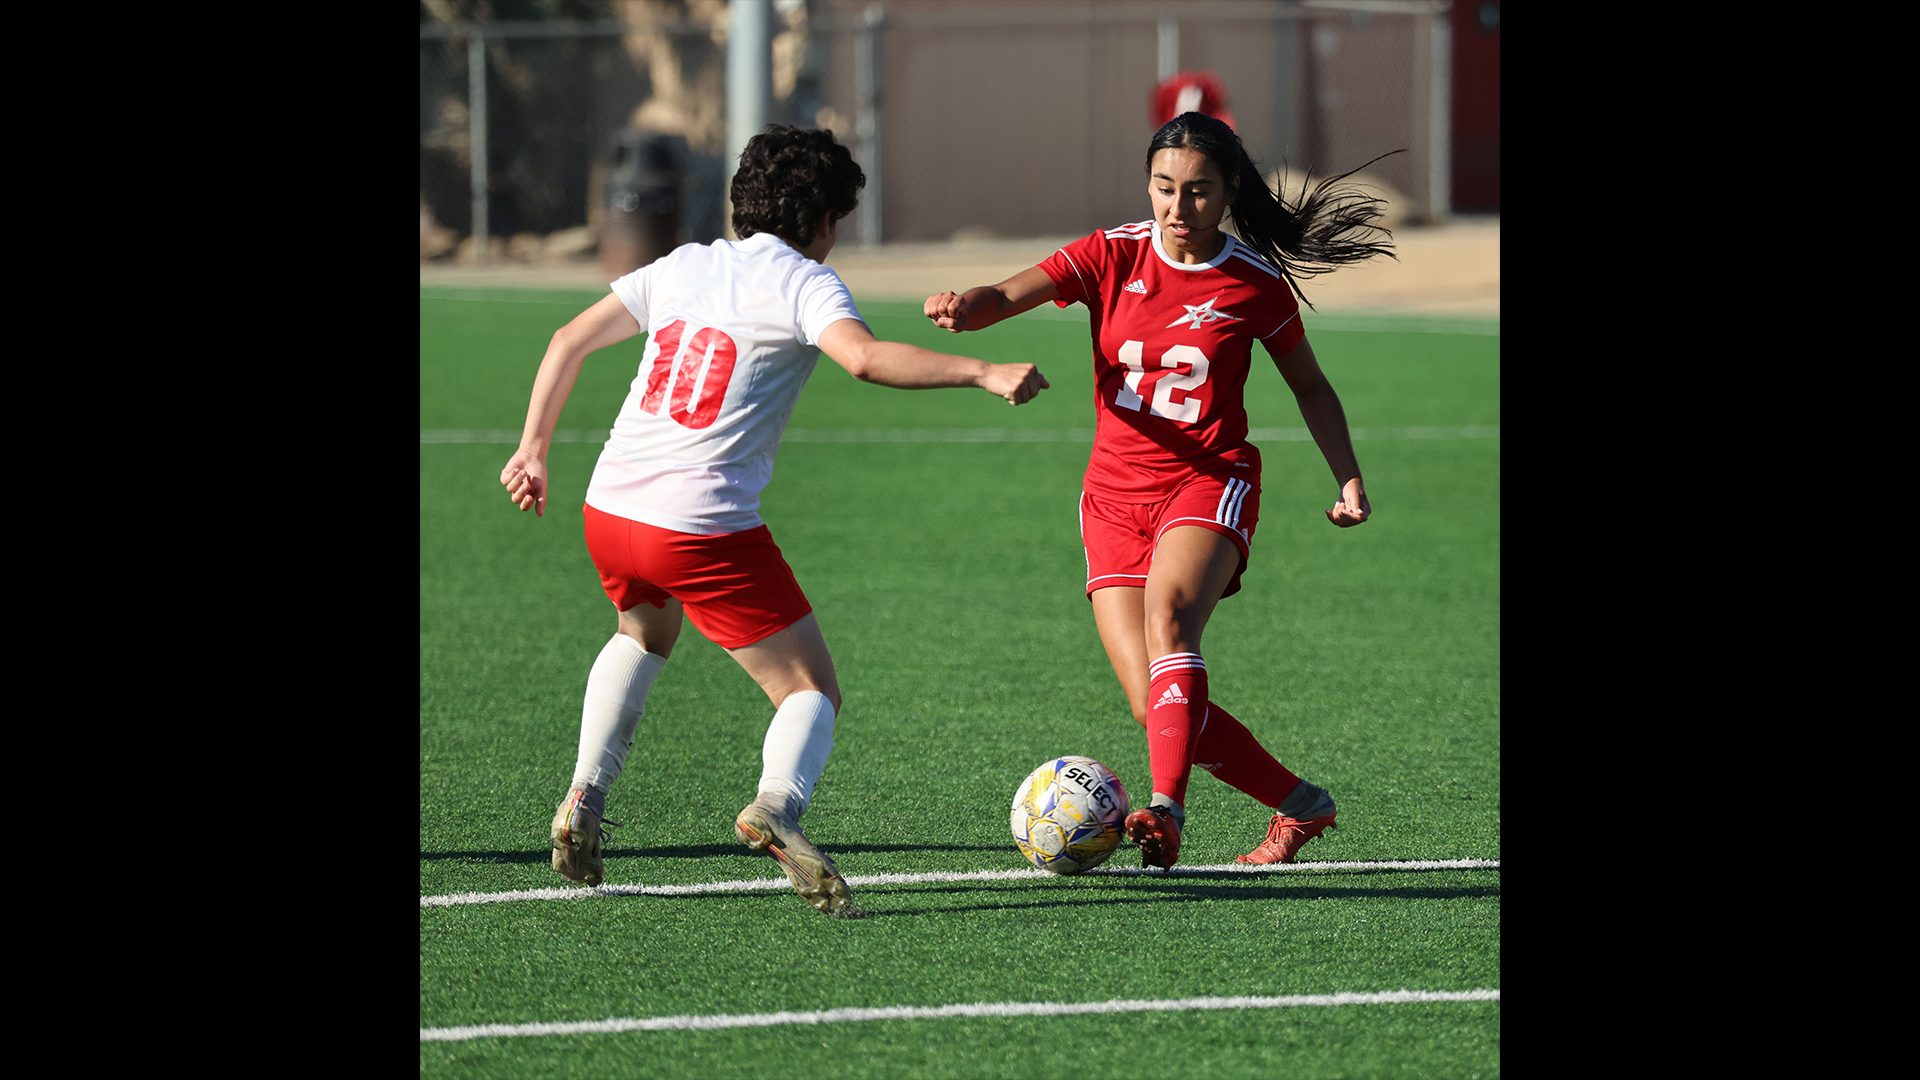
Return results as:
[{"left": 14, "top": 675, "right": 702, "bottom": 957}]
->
[
  {"left": 1236, "top": 811, "right": 1337, "bottom": 865},
  {"left": 550, "top": 785, "right": 620, "bottom": 886},
  {"left": 1124, "top": 805, "right": 1183, "bottom": 870},
  {"left": 735, "top": 793, "right": 864, "bottom": 919}
]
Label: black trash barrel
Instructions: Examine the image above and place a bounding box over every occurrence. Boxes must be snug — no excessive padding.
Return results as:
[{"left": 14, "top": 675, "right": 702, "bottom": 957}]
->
[{"left": 601, "top": 129, "right": 681, "bottom": 278}]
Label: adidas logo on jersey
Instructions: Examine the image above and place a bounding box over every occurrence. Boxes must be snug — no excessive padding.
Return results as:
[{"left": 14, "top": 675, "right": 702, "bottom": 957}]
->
[
  {"left": 1124, "top": 279, "right": 1147, "bottom": 294},
  {"left": 1153, "top": 683, "right": 1189, "bottom": 709}
]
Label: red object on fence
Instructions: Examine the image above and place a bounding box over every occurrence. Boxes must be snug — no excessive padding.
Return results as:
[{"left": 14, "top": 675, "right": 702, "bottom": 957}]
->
[{"left": 1150, "top": 71, "right": 1236, "bottom": 130}]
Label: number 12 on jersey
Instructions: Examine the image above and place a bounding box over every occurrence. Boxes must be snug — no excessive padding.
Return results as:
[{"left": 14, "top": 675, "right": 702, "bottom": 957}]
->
[{"left": 1114, "top": 341, "right": 1211, "bottom": 423}]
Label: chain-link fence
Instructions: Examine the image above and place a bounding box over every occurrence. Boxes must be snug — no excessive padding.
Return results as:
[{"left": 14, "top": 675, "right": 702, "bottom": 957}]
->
[
  {"left": 420, "top": 15, "right": 730, "bottom": 266},
  {"left": 421, "top": 1, "right": 1464, "bottom": 267}
]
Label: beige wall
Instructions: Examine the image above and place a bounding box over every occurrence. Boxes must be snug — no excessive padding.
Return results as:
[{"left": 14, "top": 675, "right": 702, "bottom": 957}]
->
[{"left": 811, "top": 0, "right": 1438, "bottom": 243}]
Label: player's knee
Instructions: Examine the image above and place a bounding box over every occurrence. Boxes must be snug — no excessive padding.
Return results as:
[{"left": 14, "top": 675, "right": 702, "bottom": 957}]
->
[{"left": 1142, "top": 602, "right": 1202, "bottom": 655}]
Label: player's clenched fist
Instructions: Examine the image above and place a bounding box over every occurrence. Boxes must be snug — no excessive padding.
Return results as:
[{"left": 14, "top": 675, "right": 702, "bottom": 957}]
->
[
  {"left": 980, "top": 362, "right": 1050, "bottom": 405},
  {"left": 1325, "top": 478, "right": 1370, "bottom": 527},
  {"left": 923, "top": 291, "right": 970, "bottom": 332}
]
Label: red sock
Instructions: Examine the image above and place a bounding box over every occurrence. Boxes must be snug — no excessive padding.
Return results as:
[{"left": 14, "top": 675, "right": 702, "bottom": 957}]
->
[
  {"left": 1191, "top": 701, "right": 1302, "bottom": 809},
  {"left": 1145, "top": 653, "right": 1209, "bottom": 807}
]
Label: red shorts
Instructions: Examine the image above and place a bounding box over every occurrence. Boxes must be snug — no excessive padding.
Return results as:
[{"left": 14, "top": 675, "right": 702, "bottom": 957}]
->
[
  {"left": 582, "top": 502, "right": 813, "bottom": 649},
  {"left": 1079, "top": 469, "right": 1261, "bottom": 599}
]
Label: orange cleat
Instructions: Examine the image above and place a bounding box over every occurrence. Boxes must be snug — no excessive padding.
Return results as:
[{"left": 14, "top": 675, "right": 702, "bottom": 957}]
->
[
  {"left": 1237, "top": 811, "right": 1337, "bottom": 865},
  {"left": 1124, "top": 805, "right": 1183, "bottom": 870}
]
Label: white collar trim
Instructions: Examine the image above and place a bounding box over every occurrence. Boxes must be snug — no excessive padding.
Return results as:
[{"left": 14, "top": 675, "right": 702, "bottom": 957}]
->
[{"left": 1151, "top": 221, "right": 1235, "bottom": 272}]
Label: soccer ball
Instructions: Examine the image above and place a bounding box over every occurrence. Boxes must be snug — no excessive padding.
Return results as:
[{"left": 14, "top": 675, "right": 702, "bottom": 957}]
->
[{"left": 1010, "top": 756, "right": 1129, "bottom": 875}]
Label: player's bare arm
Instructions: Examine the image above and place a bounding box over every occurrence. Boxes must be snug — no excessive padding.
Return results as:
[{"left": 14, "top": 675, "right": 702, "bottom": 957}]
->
[
  {"left": 502, "top": 292, "right": 645, "bottom": 516},
  {"left": 923, "top": 265, "right": 1061, "bottom": 333},
  {"left": 1265, "top": 335, "right": 1371, "bottom": 527},
  {"left": 816, "top": 317, "right": 1049, "bottom": 404}
]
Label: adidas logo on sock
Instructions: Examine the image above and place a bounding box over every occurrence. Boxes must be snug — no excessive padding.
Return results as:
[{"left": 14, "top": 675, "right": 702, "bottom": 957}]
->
[
  {"left": 1153, "top": 682, "right": 1189, "bottom": 709},
  {"left": 1124, "top": 279, "right": 1147, "bottom": 294}
]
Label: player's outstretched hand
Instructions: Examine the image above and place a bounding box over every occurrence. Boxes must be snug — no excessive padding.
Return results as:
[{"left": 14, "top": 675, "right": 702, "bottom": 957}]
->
[
  {"left": 1327, "top": 477, "right": 1370, "bottom": 527},
  {"left": 924, "top": 291, "right": 969, "bottom": 332},
  {"left": 981, "top": 362, "right": 1050, "bottom": 405},
  {"left": 501, "top": 448, "right": 549, "bottom": 517}
]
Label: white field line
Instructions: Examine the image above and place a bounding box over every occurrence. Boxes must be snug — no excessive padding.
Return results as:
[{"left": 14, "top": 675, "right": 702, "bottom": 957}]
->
[
  {"left": 420, "top": 858, "right": 1499, "bottom": 908},
  {"left": 420, "top": 988, "right": 1500, "bottom": 1042},
  {"left": 420, "top": 425, "right": 1498, "bottom": 445}
]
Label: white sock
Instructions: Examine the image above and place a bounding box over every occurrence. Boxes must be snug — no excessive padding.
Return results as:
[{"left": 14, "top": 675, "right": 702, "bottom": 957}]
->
[
  {"left": 570, "top": 634, "right": 667, "bottom": 795},
  {"left": 758, "top": 690, "right": 836, "bottom": 816}
]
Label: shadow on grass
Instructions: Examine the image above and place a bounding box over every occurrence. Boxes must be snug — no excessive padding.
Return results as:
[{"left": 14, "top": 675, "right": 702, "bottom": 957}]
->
[{"left": 642, "top": 878, "right": 1501, "bottom": 918}]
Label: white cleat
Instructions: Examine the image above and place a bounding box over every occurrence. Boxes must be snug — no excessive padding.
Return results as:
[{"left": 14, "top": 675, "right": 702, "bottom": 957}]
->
[{"left": 735, "top": 793, "right": 863, "bottom": 919}]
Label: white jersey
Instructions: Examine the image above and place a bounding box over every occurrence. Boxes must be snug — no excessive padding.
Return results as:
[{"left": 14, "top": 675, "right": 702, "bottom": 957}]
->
[{"left": 584, "top": 232, "right": 864, "bottom": 534}]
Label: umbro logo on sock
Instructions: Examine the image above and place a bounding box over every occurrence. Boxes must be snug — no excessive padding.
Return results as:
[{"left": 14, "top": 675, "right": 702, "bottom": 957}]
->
[
  {"left": 1154, "top": 682, "right": 1189, "bottom": 709},
  {"left": 1124, "top": 279, "right": 1147, "bottom": 294}
]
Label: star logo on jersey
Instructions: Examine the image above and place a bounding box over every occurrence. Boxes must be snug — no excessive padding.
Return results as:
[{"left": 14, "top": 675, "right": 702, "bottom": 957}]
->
[
  {"left": 1166, "top": 295, "right": 1242, "bottom": 330},
  {"left": 1124, "top": 279, "right": 1148, "bottom": 294}
]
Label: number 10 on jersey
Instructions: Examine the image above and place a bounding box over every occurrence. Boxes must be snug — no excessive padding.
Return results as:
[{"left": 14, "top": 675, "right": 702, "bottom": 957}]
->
[
  {"left": 637, "top": 319, "right": 739, "bottom": 430},
  {"left": 1114, "top": 341, "right": 1211, "bottom": 423}
]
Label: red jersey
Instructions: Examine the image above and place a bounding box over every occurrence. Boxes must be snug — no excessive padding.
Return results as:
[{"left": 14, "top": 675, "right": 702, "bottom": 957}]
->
[{"left": 1040, "top": 221, "right": 1305, "bottom": 500}]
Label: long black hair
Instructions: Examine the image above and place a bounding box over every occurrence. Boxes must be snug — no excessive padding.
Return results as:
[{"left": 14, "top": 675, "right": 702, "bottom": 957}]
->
[{"left": 1148, "top": 112, "right": 1399, "bottom": 309}]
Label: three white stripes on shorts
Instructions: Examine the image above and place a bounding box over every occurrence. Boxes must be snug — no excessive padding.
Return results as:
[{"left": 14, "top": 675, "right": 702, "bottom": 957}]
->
[{"left": 1216, "top": 478, "right": 1251, "bottom": 531}]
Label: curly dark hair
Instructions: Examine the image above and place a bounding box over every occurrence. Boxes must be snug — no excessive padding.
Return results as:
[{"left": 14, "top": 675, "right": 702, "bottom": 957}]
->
[{"left": 730, "top": 126, "right": 865, "bottom": 247}]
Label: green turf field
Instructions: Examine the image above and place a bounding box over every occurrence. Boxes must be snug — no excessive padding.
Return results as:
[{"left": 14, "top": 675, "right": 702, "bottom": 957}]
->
[{"left": 420, "top": 287, "right": 1499, "bottom": 1078}]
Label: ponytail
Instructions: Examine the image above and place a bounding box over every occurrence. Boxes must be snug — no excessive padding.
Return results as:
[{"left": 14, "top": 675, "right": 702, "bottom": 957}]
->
[{"left": 1149, "top": 112, "right": 1399, "bottom": 309}]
